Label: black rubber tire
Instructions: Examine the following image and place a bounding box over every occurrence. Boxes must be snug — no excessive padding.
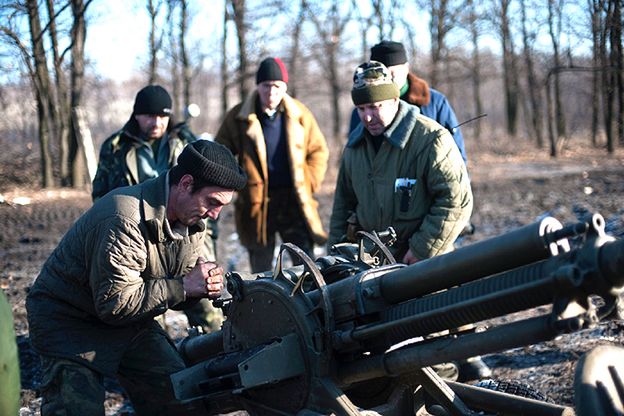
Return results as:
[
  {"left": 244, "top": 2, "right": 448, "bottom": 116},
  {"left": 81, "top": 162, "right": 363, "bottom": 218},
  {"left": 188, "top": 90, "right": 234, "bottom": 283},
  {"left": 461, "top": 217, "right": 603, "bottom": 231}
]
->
[{"left": 474, "top": 379, "right": 548, "bottom": 401}]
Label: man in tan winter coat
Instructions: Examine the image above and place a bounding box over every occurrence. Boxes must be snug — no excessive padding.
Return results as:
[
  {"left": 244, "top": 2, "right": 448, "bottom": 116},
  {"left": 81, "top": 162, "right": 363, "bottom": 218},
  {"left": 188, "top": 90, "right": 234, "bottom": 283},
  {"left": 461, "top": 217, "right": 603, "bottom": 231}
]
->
[
  {"left": 26, "top": 141, "right": 247, "bottom": 415},
  {"left": 216, "top": 57, "right": 329, "bottom": 272}
]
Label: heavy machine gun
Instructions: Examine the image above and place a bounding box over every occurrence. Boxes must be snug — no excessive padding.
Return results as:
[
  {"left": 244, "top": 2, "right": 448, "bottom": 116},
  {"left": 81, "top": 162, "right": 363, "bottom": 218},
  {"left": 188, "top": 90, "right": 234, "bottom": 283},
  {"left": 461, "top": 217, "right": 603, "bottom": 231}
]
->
[{"left": 169, "top": 212, "right": 624, "bottom": 415}]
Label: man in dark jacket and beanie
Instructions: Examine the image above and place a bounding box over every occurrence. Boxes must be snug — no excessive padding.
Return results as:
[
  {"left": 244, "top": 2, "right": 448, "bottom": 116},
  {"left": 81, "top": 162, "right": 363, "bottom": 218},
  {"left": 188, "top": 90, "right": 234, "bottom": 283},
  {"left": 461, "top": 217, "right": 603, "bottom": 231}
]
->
[
  {"left": 92, "top": 85, "right": 222, "bottom": 333},
  {"left": 348, "top": 40, "right": 468, "bottom": 165},
  {"left": 216, "top": 57, "right": 328, "bottom": 273},
  {"left": 27, "top": 140, "right": 247, "bottom": 416}
]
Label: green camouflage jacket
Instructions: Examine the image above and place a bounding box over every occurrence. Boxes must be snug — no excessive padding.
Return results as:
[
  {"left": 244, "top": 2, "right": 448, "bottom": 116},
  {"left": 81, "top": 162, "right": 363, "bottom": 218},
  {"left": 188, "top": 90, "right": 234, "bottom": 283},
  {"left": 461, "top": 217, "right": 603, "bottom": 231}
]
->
[{"left": 91, "top": 118, "right": 190, "bottom": 201}]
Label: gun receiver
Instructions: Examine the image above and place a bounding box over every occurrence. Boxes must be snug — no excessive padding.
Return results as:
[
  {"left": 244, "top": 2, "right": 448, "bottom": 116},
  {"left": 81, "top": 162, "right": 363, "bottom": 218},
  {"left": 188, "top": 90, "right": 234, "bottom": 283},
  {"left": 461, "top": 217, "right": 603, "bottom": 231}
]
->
[{"left": 170, "top": 213, "right": 624, "bottom": 416}]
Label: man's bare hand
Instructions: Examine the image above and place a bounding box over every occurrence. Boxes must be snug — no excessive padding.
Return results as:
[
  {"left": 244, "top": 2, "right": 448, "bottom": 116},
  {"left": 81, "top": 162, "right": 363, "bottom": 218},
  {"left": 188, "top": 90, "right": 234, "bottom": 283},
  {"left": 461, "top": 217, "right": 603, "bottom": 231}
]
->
[
  {"left": 183, "top": 257, "right": 225, "bottom": 299},
  {"left": 402, "top": 249, "right": 420, "bottom": 265}
]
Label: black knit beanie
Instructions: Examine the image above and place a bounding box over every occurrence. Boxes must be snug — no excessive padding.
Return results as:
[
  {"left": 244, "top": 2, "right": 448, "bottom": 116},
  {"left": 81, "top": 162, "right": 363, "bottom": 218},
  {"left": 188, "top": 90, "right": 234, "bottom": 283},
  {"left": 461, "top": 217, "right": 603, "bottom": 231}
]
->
[
  {"left": 256, "top": 57, "right": 289, "bottom": 84},
  {"left": 177, "top": 141, "right": 247, "bottom": 190},
  {"left": 370, "top": 41, "right": 408, "bottom": 67},
  {"left": 351, "top": 61, "right": 400, "bottom": 106},
  {"left": 133, "top": 85, "right": 172, "bottom": 116}
]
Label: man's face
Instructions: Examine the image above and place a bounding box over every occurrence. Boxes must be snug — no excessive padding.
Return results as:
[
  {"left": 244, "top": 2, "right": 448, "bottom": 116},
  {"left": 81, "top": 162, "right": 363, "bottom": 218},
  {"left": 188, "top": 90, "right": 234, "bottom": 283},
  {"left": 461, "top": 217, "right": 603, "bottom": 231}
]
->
[
  {"left": 257, "top": 80, "right": 287, "bottom": 111},
  {"left": 172, "top": 175, "right": 234, "bottom": 226},
  {"left": 356, "top": 98, "right": 400, "bottom": 136},
  {"left": 135, "top": 114, "right": 170, "bottom": 140},
  {"left": 387, "top": 63, "right": 409, "bottom": 89}
]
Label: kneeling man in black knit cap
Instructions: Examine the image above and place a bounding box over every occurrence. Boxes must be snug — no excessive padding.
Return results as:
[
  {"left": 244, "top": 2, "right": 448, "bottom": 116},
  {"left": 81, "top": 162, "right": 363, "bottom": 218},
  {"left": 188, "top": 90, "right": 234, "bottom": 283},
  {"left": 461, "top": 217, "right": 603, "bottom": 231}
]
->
[{"left": 27, "top": 140, "right": 247, "bottom": 415}]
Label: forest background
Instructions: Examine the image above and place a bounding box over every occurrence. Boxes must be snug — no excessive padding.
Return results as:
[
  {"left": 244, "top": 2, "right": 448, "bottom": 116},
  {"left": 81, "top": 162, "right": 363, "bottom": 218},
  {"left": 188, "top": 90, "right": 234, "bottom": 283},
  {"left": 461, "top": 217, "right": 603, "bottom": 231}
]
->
[{"left": 0, "top": 0, "right": 622, "bottom": 190}]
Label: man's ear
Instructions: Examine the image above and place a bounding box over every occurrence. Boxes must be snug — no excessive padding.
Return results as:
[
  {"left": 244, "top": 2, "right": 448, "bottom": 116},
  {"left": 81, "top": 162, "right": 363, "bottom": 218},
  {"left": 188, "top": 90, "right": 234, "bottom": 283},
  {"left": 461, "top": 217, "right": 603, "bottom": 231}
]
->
[{"left": 180, "top": 174, "right": 194, "bottom": 191}]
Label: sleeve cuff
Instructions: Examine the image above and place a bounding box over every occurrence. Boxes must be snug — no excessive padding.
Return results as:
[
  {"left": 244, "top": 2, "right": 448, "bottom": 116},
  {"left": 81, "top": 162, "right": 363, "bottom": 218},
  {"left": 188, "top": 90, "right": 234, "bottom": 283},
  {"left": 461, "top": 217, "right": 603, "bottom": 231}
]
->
[{"left": 165, "top": 277, "right": 186, "bottom": 307}]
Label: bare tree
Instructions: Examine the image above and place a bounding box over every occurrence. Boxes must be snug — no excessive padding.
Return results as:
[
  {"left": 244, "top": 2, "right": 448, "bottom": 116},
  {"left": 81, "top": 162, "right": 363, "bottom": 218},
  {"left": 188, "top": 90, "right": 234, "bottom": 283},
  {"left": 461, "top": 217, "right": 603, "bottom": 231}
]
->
[
  {"left": 68, "top": 0, "right": 91, "bottom": 187},
  {"left": 26, "top": 0, "right": 54, "bottom": 187},
  {"left": 230, "top": 0, "right": 251, "bottom": 101},
  {"left": 179, "top": 0, "right": 191, "bottom": 107},
  {"left": 520, "top": 0, "right": 544, "bottom": 147},
  {"left": 420, "top": 0, "right": 461, "bottom": 87},
  {"left": 45, "top": 0, "right": 71, "bottom": 183},
  {"left": 601, "top": 0, "right": 615, "bottom": 151},
  {"left": 547, "top": 0, "right": 567, "bottom": 143},
  {"left": 166, "top": 0, "right": 181, "bottom": 112},
  {"left": 302, "top": 0, "right": 353, "bottom": 141},
  {"left": 221, "top": 0, "right": 230, "bottom": 118},
  {"left": 493, "top": 0, "right": 520, "bottom": 136},
  {"left": 588, "top": 0, "right": 603, "bottom": 146},
  {"left": 463, "top": 0, "right": 484, "bottom": 141},
  {"left": 147, "top": 0, "right": 165, "bottom": 84},
  {"left": 287, "top": 0, "right": 307, "bottom": 98},
  {"left": 370, "top": 0, "right": 402, "bottom": 40},
  {"left": 612, "top": 0, "right": 623, "bottom": 146}
]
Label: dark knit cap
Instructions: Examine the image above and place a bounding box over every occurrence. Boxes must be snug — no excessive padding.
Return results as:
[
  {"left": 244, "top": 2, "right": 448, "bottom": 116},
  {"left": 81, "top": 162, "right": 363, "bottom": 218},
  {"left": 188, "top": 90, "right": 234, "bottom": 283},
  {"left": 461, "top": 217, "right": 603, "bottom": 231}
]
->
[
  {"left": 370, "top": 41, "right": 408, "bottom": 67},
  {"left": 133, "top": 85, "right": 172, "bottom": 116},
  {"left": 256, "top": 57, "right": 289, "bottom": 84},
  {"left": 351, "top": 61, "right": 400, "bottom": 106},
  {"left": 176, "top": 140, "right": 247, "bottom": 190}
]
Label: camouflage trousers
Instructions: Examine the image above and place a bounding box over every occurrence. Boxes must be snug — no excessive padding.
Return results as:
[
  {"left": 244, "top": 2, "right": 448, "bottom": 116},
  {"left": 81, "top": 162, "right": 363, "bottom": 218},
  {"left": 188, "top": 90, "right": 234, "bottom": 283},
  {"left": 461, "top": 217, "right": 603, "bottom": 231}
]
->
[
  {"left": 39, "top": 324, "right": 185, "bottom": 416},
  {"left": 247, "top": 188, "right": 314, "bottom": 273}
]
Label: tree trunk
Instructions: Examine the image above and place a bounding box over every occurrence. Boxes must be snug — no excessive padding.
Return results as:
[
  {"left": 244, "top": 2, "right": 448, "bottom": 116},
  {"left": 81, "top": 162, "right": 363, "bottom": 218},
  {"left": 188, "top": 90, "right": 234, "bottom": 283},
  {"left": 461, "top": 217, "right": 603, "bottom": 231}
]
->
[
  {"left": 221, "top": 0, "right": 230, "bottom": 118},
  {"left": 500, "top": 0, "right": 519, "bottom": 137},
  {"left": 147, "top": 0, "right": 159, "bottom": 84},
  {"left": 601, "top": 0, "right": 614, "bottom": 153},
  {"left": 45, "top": 0, "right": 70, "bottom": 184},
  {"left": 231, "top": 0, "right": 250, "bottom": 101},
  {"left": 301, "top": 0, "right": 351, "bottom": 141},
  {"left": 612, "top": 0, "right": 623, "bottom": 146},
  {"left": 589, "top": 0, "right": 602, "bottom": 147},
  {"left": 69, "top": 0, "right": 88, "bottom": 188},
  {"left": 467, "top": 0, "right": 482, "bottom": 141},
  {"left": 288, "top": 0, "right": 306, "bottom": 99},
  {"left": 26, "top": 0, "right": 54, "bottom": 188},
  {"left": 548, "top": 0, "right": 567, "bottom": 142},
  {"left": 521, "top": 0, "right": 543, "bottom": 148},
  {"left": 429, "top": 0, "right": 445, "bottom": 87},
  {"left": 167, "top": 1, "right": 181, "bottom": 113},
  {"left": 180, "top": 0, "right": 191, "bottom": 108}
]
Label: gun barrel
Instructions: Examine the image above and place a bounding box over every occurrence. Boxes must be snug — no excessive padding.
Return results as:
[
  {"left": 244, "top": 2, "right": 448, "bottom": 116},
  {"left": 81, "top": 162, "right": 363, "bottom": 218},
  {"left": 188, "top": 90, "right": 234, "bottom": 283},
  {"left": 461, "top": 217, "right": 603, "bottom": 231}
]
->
[{"left": 379, "top": 216, "right": 568, "bottom": 304}]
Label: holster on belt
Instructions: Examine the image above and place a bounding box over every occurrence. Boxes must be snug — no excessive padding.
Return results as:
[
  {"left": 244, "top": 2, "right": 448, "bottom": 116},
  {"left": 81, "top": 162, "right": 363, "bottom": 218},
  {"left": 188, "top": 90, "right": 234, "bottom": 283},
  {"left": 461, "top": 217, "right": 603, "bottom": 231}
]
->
[{"left": 345, "top": 211, "right": 362, "bottom": 243}]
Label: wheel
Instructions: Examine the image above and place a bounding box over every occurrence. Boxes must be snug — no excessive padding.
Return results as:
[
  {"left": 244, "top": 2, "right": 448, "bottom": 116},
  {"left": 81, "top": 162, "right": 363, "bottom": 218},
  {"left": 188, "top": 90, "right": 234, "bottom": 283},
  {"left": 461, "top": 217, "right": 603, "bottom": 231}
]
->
[{"left": 574, "top": 345, "right": 624, "bottom": 416}]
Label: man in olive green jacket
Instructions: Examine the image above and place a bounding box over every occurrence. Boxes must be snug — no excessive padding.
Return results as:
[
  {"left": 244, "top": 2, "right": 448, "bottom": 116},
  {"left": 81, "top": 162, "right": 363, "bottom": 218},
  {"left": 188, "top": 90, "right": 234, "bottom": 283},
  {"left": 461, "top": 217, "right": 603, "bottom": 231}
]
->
[
  {"left": 216, "top": 57, "right": 328, "bottom": 272},
  {"left": 328, "top": 61, "right": 472, "bottom": 263},
  {"left": 26, "top": 141, "right": 247, "bottom": 415},
  {"left": 329, "top": 61, "right": 490, "bottom": 382}
]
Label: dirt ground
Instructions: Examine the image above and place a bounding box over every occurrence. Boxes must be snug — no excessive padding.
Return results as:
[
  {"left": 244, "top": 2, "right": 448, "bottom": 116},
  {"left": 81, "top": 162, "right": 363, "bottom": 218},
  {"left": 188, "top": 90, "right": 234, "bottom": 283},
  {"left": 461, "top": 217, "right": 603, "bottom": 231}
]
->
[{"left": 2, "top": 143, "right": 624, "bottom": 415}]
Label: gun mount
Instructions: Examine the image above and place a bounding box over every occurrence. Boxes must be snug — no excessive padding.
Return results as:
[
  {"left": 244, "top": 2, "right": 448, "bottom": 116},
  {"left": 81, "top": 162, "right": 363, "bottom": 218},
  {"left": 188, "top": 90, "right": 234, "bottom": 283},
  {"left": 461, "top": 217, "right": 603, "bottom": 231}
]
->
[{"left": 170, "top": 213, "right": 624, "bottom": 416}]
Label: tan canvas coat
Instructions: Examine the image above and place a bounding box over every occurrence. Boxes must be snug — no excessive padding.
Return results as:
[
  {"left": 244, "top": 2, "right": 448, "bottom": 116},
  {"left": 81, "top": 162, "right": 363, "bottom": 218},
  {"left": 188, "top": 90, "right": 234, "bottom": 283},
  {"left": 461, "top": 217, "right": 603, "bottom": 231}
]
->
[
  {"left": 26, "top": 174, "right": 204, "bottom": 375},
  {"left": 216, "top": 92, "right": 328, "bottom": 246},
  {"left": 328, "top": 102, "right": 473, "bottom": 260}
]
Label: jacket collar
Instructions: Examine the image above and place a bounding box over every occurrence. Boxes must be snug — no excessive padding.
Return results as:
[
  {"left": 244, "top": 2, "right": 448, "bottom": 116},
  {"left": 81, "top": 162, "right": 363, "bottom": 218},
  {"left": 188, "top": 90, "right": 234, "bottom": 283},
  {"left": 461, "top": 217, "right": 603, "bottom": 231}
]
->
[
  {"left": 404, "top": 72, "right": 431, "bottom": 107},
  {"left": 236, "top": 91, "right": 302, "bottom": 121},
  {"left": 346, "top": 101, "right": 420, "bottom": 149}
]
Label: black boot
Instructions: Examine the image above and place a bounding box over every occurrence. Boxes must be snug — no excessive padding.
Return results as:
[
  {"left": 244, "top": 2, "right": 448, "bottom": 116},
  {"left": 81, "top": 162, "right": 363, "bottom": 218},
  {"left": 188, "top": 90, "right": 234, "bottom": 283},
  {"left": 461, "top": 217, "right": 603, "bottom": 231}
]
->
[{"left": 457, "top": 356, "right": 492, "bottom": 382}]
